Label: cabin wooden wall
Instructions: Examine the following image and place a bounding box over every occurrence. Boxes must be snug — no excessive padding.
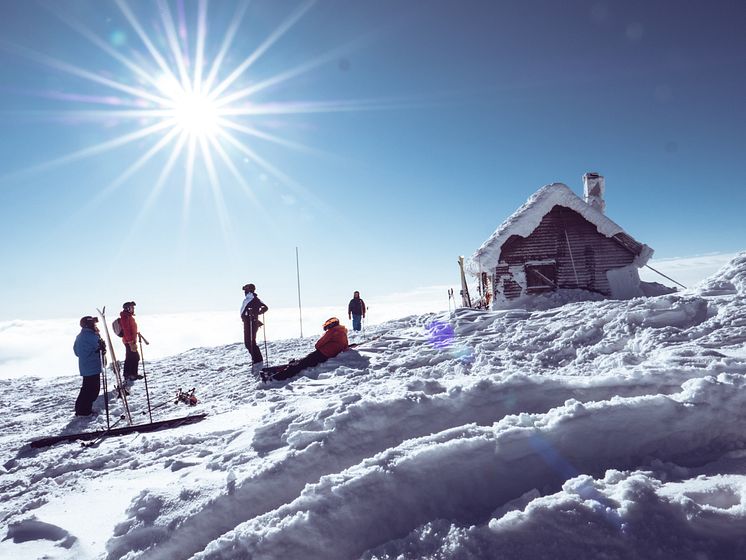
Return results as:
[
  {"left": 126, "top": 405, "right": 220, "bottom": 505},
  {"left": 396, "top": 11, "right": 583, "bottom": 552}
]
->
[{"left": 494, "top": 205, "right": 638, "bottom": 299}]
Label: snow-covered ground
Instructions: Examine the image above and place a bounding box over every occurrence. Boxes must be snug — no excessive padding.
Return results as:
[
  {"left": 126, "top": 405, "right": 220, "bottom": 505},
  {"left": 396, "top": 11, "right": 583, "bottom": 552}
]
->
[{"left": 2, "top": 253, "right": 746, "bottom": 559}]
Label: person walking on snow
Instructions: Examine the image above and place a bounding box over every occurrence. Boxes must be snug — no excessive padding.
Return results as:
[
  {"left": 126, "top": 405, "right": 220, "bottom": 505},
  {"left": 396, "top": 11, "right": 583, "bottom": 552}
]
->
[
  {"left": 241, "top": 283, "right": 269, "bottom": 367},
  {"left": 262, "top": 317, "right": 348, "bottom": 382},
  {"left": 348, "top": 290, "right": 366, "bottom": 331},
  {"left": 73, "top": 315, "right": 106, "bottom": 416},
  {"left": 120, "top": 301, "right": 142, "bottom": 381}
]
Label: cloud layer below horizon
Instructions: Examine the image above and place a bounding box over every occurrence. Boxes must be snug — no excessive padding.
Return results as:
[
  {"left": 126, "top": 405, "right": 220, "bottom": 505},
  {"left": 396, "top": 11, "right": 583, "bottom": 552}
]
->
[
  {"left": 0, "top": 285, "right": 451, "bottom": 379},
  {"left": 0, "top": 252, "right": 737, "bottom": 380}
]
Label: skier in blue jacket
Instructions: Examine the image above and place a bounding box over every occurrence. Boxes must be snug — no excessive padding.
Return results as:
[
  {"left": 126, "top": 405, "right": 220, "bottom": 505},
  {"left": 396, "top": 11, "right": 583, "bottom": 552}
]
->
[{"left": 73, "top": 315, "right": 106, "bottom": 416}]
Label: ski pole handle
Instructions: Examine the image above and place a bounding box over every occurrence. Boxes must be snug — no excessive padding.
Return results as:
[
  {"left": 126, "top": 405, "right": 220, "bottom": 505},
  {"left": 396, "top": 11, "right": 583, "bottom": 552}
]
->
[{"left": 138, "top": 333, "right": 150, "bottom": 345}]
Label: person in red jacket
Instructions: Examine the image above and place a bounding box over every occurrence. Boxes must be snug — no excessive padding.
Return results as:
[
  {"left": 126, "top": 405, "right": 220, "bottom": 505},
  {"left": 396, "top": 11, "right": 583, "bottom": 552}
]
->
[
  {"left": 120, "top": 301, "right": 142, "bottom": 381},
  {"left": 262, "top": 317, "right": 349, "bottom": 382}
]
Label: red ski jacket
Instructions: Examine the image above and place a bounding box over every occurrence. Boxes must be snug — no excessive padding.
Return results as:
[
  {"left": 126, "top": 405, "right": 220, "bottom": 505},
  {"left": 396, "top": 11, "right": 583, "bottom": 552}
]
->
[
  {"left": 315, "top": 325, "right": 349, "bottom": 358},
  {"left": 120, "top": 311, "right": 138, "bottom": 344}
]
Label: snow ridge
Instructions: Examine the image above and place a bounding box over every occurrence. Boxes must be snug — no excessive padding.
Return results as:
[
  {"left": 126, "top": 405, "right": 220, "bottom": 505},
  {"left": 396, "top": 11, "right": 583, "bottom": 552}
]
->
[{"left": 1, "top": 252, "right": 746, "bottom": 560}]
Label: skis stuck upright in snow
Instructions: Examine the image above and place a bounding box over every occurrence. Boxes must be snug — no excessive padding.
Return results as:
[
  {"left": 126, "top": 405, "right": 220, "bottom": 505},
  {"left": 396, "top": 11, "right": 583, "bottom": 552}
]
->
[{"left": 97, "top": 306, "right": 133, "bottom": 425}]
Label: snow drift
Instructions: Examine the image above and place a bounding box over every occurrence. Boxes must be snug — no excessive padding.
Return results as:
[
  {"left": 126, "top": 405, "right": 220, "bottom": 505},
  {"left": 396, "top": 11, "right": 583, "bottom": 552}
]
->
[{"left": 2, "top": 253, "right": 746, "bottom": 559}]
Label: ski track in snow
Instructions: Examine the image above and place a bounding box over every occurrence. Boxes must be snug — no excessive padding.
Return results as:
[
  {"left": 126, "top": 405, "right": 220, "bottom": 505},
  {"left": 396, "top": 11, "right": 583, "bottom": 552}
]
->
[{"left": 1, "top": 253, "right": 746, "bottom": 559}]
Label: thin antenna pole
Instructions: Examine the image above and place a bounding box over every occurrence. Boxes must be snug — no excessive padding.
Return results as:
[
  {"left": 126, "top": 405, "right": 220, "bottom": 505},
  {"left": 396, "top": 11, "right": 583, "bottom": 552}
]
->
[
  {"left": 296, "top": 246, "right": 303, "bottom": 338},
  {"left": 645, "top": 264, "right": 687, "bottom": 289}
]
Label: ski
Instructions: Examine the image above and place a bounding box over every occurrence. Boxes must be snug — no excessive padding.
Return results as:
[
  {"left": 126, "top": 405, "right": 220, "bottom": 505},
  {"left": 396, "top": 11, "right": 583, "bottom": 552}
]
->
[
  {"left": 30, "top": 413, "right": 208, "bottom": 449},
  {"left": 97, "top": 307, "right": 133, "bottom": 425},
  {"left": 261, "top": 364, "right": 289, "bottom": 374},
  {"left": 458, "top": 255, "right": 472, "bottom": 308},
  {"left": 260, "top": 364, "right": 289, "bottom": 383}
]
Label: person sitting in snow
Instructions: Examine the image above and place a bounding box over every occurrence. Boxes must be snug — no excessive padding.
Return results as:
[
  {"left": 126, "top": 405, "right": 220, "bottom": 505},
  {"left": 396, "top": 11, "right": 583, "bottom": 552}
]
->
[
  {"left": 73, "top": 315, "right": 106, "bottom": 416},
  {"left": 241, "top": 283, "right": 269, "bottom": 368},
  {"left": 262, "top": 317, "right": 349, "bottom": 382}
]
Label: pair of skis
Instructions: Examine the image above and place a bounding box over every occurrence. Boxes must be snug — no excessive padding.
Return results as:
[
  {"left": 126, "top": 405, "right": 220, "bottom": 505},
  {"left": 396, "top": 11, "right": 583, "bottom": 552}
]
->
[
  {"left": 97, "top": 306, "right": 133, "bottom": 426},
  {"left": 31, "top": 413, "right": 208, "bottom": 449}
]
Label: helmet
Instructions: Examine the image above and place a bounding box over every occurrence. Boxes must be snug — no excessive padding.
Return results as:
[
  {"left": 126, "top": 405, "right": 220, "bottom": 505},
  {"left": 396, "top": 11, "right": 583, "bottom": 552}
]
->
[
  {"left": 242, "top": 283, "right": 256, "bottom": 293},
  {"left": 80, "top": 316, "right": 98, "bottom": 329},
  {"left": 323, "top": 317, "right": 340, "bottom": 331},
  {"left": 123, "top": 301, "right": 136, "bottom": 310}
]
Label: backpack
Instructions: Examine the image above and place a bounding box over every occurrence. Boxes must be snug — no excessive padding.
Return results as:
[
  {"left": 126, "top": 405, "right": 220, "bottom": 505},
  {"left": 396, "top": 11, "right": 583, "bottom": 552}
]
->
[{"left": 112, "top": 318, "right": 124, "bottom": 337}]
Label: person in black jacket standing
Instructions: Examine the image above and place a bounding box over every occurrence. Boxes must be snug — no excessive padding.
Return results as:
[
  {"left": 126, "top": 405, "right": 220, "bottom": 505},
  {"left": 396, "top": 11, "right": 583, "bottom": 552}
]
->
[
  {"left": 241, "top": 283, "right": 269, "bottom": 367},
  {"left": 348, "top": 290, "right": 366, "bottom": 331}
]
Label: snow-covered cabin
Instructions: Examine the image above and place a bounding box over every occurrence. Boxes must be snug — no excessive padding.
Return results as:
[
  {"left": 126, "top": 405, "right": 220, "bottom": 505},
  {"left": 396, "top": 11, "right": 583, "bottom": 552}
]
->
[{"left": 468, "top": 174, "right": 656, "bottom": 307}]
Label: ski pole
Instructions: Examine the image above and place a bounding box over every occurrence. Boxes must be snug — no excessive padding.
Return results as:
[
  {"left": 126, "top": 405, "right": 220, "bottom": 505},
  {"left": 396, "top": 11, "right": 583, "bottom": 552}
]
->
[
  {"left": 138, "top": 333, "right": 153, "bottom": 423},
  {"left": 249, "top": 314, "right": 255, "bottom": 363},
  {"left": 81, "top": 413, "right": 127, "bottom": 448},
  {"left": 99, "top": 346, "right": 110, "bottom": 430},
  {"left": 262, "top": 313, "right": 269, "bottom": 366}
]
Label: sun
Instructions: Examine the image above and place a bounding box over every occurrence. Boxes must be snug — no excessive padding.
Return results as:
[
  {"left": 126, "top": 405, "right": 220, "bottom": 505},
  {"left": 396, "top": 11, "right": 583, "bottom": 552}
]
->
[
  {"left": 3, "top": 1, "right": 387, "bottom": 233},
  {"left": 170, "top": 89, "right": 220, "bottom": 138}
]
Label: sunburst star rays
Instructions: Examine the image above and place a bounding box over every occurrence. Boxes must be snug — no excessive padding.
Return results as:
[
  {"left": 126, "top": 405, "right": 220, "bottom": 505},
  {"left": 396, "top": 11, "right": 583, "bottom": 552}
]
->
[{"left": 0, "top": 0, "right": 429, "bottom": 256}]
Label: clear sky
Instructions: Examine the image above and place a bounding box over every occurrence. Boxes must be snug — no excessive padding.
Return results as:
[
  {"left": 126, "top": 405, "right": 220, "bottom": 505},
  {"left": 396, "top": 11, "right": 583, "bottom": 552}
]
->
[{"left": 1, "top": 0, "right": 745, "bottom": 321}]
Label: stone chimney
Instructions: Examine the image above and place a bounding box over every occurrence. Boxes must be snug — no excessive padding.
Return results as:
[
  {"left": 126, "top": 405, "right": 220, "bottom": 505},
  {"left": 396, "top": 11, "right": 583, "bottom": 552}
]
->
[{"left": 583, "top": 172, "right": 605, "bottom": 213}]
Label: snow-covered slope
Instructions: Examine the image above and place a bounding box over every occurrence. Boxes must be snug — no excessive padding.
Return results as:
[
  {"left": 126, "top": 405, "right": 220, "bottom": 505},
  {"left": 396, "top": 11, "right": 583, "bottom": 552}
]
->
[{"left": 2, "top": 253, "right": 746, "bottom": 559}]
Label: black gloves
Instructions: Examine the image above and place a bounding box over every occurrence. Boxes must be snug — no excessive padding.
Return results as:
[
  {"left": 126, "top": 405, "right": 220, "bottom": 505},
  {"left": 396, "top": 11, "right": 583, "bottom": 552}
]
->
[{"left": 98, "top": 339, "right": 107, "bottom": 355}]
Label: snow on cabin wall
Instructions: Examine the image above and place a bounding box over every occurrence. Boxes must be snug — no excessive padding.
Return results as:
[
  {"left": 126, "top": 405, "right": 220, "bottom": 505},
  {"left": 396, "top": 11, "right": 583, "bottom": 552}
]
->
[{"left": 606, "top": 265, "right": 645, "bottom": 299}]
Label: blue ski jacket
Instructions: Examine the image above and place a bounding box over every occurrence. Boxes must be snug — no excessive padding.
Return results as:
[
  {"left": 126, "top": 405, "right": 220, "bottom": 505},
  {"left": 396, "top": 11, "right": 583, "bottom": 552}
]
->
[{"left": 73, "top": 327, "right": 103, "bottom": 377}]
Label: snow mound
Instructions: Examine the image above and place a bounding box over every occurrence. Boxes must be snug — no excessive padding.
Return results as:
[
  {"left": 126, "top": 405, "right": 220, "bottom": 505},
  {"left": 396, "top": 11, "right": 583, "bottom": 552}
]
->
[
  {"left": 1, "top": 252, "right": 746, "bottom": 560},
  {"left": 695, "top": 252, "right": 746, "bottom": 296}
]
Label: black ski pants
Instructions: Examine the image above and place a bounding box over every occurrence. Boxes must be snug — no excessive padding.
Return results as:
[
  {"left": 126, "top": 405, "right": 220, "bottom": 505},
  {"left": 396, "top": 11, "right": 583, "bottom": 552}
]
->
[
  {"left": 273, "top": 349, "right": 328, "bottom": 381},
  {"left": 123, "top": 344, "right": 140, "bottom": 379},
  {"left": 243, "top": 318, "right": 263, "bottom": 364},
  {"left": 75, "top": 373, "right": 101, "bottom": 415}
]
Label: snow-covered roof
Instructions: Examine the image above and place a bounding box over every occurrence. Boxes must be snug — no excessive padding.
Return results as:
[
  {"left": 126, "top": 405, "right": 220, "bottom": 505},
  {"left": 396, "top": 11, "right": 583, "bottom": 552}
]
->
[{"left": 467, "top": 182, "right": 649, "bottom": 274}]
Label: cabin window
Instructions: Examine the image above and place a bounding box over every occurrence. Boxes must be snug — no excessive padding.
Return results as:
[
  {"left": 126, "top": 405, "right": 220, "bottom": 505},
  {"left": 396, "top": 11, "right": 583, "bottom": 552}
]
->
[{"left": 525, "top": 262, "right": 557, "bottom": 293}]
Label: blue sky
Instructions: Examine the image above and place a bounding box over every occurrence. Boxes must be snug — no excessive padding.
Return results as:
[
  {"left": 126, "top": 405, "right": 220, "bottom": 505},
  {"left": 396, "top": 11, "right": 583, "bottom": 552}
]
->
[{"left": 1, "top": 0, "right": 745, "bottom": 321}]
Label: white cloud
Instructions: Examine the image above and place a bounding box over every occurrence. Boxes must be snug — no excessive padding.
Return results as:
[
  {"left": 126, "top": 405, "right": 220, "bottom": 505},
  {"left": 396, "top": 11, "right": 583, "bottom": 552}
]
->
[
  {"left": 0, "top": 286, "right": 450, "bottom": 380},
  {"left": 640, "top": 252, "right": 739, "bottom": 289}
]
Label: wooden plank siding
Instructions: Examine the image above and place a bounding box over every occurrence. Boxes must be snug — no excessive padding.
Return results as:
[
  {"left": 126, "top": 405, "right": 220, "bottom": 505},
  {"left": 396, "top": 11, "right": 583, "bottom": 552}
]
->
[{"left": 494, "top": 205, "right": 638, "bottom": 299}]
